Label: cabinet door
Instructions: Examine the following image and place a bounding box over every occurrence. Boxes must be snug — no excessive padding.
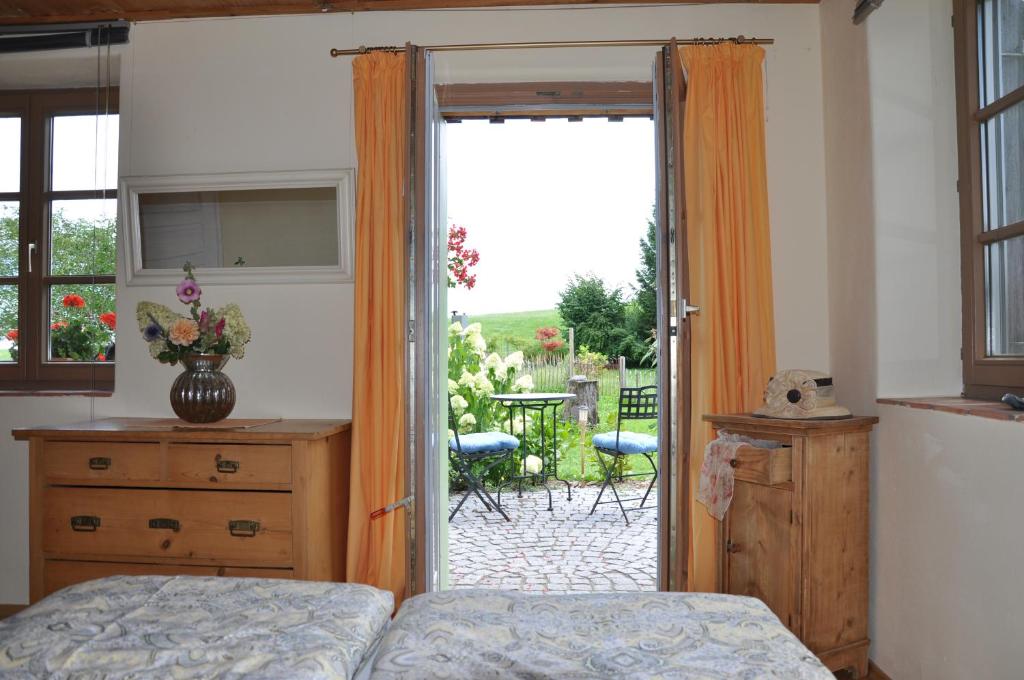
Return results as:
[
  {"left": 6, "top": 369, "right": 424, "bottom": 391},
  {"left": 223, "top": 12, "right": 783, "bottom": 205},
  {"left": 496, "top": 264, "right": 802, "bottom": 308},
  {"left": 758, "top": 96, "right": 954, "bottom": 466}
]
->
[{"left": 724, "top": 481, "right": 798, "bottom": 631}]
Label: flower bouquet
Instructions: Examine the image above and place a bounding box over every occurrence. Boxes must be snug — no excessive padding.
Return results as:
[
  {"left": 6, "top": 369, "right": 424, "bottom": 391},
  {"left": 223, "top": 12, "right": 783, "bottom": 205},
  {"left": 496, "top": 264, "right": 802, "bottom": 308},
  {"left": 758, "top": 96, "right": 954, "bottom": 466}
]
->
[{"left": 137, "top": 263, "right": 251, "bottom": 423}]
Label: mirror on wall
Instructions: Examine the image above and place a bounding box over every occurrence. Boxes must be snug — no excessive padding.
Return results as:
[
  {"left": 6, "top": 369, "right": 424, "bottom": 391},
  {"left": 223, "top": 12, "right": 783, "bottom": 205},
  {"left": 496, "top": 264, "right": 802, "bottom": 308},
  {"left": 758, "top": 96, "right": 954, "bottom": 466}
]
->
[{"left": 122, "top": 170, "right": 353, "bottom": 285}]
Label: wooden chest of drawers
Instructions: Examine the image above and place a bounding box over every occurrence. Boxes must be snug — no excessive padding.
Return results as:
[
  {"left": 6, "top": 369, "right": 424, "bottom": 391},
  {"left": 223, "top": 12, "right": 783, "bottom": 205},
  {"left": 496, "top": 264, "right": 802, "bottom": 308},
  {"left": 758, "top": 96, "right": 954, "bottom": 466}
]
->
[
  {"left": 13, "top": 418, "right": 351, "bottom": 603},
  {"left": 704, "top": 414, "right": 878, "bottom": 679}
]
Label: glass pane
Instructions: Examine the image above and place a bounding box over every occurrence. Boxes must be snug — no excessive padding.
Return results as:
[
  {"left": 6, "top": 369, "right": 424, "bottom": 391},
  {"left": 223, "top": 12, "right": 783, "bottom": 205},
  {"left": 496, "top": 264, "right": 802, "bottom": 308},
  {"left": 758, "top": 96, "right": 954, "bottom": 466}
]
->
[
  {"left": 51, "top": 114, "right": 119, "bottom": 191},
  {"left": 0, "top": 284, "right": 16, "bottom": 363},
  {"left": 49, "top": 283, "right": 116, "bottom": 362},
  {"left": 50, "top": 199, "right": 117, "bottom": 276},
  {"left": 980, "top": 100, "right": 1024, "bottom": 231},
  {"left": 0, "top": 117, "right": 19, "bottom": 192},
  {"left": 979, "top": 0, "right": 1024, "bottom": 106},
  {"left": 986, "top": 234, "right": 1024, "bottom": 356},
  {"left": 0, "top": 201, "right": 16, "bottom": 277}
]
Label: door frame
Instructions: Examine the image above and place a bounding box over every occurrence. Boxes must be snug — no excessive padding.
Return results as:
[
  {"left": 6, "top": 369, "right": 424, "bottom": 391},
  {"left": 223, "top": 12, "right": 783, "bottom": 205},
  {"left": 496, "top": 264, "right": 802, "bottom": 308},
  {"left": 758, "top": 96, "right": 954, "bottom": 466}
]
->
[{"left": 410, "top": 50, "right": 688, "bottom": 595}]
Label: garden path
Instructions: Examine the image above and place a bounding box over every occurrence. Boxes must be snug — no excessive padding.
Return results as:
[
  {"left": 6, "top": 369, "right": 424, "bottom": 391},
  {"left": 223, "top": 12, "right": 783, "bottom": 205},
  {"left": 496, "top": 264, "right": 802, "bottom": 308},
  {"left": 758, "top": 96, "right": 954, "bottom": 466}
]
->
[{"left": 448, "top": 482, "right": 657, "bottom": 592}]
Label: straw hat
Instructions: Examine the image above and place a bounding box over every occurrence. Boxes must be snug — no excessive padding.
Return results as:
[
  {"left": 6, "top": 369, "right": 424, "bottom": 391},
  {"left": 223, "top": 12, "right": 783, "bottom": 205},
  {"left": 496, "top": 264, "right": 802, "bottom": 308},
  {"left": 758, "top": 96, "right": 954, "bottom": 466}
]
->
[{"left": 753, "top": 369, "right": 851, "bottom": 420}]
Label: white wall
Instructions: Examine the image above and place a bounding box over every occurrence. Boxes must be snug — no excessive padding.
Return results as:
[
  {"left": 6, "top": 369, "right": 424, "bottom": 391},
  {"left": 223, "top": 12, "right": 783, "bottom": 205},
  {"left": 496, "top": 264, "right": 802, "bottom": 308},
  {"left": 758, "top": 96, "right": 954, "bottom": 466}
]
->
[
  {"left": 0, "top": 3, "right": 829, "bottom": 603},
  {"left": 821, "top": 0, "right": 1024, "bottom": 677}
]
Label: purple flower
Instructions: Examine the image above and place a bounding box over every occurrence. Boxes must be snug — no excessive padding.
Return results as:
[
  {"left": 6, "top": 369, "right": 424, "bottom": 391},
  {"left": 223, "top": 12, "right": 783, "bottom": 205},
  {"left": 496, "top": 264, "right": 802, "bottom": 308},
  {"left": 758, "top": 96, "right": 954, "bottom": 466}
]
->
[
  {"left": 143, "top": 323, "right": 163, "bottom": 342},
  {"left": 176, "top": 279, "right": 202, "bottom": 304},
  {"left": 198, "top": 310, "right": 210, "bottom": 333}
]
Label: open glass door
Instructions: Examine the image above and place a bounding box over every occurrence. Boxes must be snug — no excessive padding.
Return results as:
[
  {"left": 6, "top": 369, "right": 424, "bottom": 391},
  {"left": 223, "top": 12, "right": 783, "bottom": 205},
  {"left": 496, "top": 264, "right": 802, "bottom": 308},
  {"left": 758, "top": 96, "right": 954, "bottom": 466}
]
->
[
  {"left": 654, "top": 39, "right": 690, "bottom": 591},
  {"left": 410, "top": 46, "right": 448, "bottom": 595}
]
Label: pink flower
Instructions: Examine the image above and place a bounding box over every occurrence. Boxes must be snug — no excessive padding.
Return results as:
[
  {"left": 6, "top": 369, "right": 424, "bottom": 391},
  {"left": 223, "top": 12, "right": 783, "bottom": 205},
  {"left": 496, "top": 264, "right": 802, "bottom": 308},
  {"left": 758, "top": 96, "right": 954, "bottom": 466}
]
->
[
  {"left": 198, "top": 310, "right": 210, "bottom": 333},
  {"left": 176, "top": 279, "right": 202, "bottom": 304},
  {"left": 214, "top": 317, "right": 226, "bottom": 338}
]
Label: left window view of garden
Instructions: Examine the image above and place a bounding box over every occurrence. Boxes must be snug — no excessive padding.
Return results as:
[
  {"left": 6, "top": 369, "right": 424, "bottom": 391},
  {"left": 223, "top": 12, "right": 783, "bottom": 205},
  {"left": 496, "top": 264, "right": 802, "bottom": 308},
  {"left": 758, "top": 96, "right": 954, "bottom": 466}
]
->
[{"left": 0, "top": 91, "right": 118, "bottom": 390}]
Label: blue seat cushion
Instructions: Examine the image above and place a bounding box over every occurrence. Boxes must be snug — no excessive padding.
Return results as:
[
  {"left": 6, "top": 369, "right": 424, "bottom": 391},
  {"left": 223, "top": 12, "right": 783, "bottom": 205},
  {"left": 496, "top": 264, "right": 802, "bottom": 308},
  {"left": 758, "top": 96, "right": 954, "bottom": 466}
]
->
[
  {"left": 450, "top": 431, "right": 520, "bottom": 455},
  {"left": 593, "top": 431, "right": 658, "bottom": 454}
]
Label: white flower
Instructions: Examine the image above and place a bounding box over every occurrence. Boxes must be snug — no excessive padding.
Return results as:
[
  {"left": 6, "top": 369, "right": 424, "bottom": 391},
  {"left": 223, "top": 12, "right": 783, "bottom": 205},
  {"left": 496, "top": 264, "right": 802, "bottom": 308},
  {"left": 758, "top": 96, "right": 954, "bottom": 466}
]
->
[
  {"left": 448, "top": 322, "right": 464, "bottom": 337},
  {"left": 463, "top": 322, "right": 482, "bottom": 335},
  {"left": 505, "top": 351, "right": 524, "bottom": 371},
  {"left": 458, "top": 370, "right": 475, "bottom": 388},
  {"left": 514, "top": 375, "right": 534, "bottom": 393},
  {"left": 510, "top": 414, "right": 532, "bottom": 435},
  {"left": 524, "top": 455, "right": 544, "bottom": 474},
  {"left": 472, "top": 373, "right": 494, "bottom": 397},
  {"left": 448, "top": 379, "right": 459, "bottom": 394},
  {"left": 450, "top": 395, "right": 469, "bottom": 413},
  {"left": 458, "top": 413, "right": 477, "bottom": 433},
  {"left": 483, "top": 352, "right": 507, "bottom": 379},
  {"left": 447, "top": 428, "right": 456, "bottom": 441},
  {"left": 469, "top": 333, "right": 487, "bottom": 353}
]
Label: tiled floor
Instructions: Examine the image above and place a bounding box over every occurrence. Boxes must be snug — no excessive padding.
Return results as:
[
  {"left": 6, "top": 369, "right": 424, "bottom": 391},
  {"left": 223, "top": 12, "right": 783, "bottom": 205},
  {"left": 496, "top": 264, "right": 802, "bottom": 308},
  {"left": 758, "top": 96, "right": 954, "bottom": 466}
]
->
[{"left": 447, "top": 481, "right": 658, "bottom": 593}]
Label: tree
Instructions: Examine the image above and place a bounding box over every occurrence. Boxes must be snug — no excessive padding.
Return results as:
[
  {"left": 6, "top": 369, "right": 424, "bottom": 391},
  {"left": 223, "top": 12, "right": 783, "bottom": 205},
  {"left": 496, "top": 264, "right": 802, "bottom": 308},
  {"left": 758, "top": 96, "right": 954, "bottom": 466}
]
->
[
  {"left": 633, "top": 213, "right": 657, "bottom": 338},
  {"left": 556, "top": 274, "right": 626, "bottom": 359}
]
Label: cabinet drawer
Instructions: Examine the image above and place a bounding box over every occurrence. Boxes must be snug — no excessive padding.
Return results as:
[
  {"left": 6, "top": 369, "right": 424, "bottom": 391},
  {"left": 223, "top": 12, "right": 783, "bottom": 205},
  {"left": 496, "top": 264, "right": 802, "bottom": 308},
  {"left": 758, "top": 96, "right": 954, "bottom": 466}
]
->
[
  {"left": 42, "top": 442, "right": 161, "bottom": 483},
  {"left": 167, "top": 444, "right": 292, "bottom": 486},
  {"left": 44, "top": 488, "right": 293, "bottom": 566},
  {"left": 733, "top": 445, "right": 792, "bottom": 485},
  {"left": 43, "top": 560, "right": 293, "bottom": 597}
]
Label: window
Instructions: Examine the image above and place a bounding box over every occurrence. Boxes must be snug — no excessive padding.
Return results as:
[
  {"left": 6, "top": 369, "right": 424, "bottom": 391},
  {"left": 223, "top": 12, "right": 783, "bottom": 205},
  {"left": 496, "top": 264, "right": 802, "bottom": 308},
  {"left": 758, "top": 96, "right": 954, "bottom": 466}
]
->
[
  {"left": 954, "top": 0, "right": 1024, "bottom": 398},
  {"left": 0, "top": 90, "right": 118, "bottom": 391}
]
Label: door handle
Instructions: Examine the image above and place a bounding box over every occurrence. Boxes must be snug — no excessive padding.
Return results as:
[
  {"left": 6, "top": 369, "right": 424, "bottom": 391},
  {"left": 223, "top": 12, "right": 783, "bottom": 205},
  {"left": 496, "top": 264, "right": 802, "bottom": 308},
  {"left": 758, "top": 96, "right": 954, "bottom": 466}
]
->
[
  {"left": 678, "top": 298, "right": 700, "bottom": 320},
  {"left": 26, "top": 242, "right": 36, "bottom": 274}
]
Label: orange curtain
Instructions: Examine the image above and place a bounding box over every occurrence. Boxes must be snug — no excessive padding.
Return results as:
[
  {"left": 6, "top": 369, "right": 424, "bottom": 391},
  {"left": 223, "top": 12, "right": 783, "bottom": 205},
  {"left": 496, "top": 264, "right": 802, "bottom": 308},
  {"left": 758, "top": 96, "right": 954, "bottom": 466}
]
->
[
  {"left": 348, "top": 51, "right": 409, "bottom": 606},
  {"left": 681, "top": 44, "right": 777, "bottom": 592}
]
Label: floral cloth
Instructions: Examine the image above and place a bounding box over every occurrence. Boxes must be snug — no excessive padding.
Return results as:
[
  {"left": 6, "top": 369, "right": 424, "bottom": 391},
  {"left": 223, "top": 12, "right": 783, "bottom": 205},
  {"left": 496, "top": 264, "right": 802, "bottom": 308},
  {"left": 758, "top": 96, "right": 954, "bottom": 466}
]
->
[
  {"left": 0, "top": 575, "right": 393, "bottom": 679},
  {"left": 371, "top": 589, "right": 833, "bottom": 679},
  {"left": 697, "top": 432, "right": 783, "bottom": 520}
]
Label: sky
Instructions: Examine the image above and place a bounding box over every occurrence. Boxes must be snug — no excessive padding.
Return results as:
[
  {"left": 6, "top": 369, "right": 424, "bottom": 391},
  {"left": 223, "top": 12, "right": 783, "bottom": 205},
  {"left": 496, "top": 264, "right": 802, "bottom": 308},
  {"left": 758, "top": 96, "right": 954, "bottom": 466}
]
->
[{"left": 445, "top": 117, "right": 655, "bottom": 316}]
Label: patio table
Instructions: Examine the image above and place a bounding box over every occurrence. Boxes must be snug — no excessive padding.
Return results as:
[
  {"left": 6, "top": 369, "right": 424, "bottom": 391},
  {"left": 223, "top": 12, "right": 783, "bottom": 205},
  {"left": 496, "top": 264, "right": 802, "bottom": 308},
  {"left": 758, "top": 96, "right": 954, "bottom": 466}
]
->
[{"left": 490, "top": 392, "right": 574, "bottom": 512}]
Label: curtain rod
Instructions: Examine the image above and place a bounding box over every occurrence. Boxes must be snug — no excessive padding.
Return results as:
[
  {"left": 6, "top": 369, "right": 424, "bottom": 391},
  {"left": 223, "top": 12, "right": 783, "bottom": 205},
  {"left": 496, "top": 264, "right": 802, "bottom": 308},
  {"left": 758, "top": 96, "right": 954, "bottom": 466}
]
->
[{"left": 330, "top": 36, "right": 773, "bottom": 57}]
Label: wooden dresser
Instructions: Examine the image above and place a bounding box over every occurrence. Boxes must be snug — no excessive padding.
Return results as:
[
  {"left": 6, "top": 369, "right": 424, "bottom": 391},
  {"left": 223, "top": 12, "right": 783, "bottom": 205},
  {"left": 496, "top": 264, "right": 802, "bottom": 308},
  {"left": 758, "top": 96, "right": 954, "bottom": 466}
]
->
[
  {"left": 13, "top": 418, "right": 351, "bottom": 603},
  {"left": 704, "top": 413, "right": 878, "bottom": 679}
]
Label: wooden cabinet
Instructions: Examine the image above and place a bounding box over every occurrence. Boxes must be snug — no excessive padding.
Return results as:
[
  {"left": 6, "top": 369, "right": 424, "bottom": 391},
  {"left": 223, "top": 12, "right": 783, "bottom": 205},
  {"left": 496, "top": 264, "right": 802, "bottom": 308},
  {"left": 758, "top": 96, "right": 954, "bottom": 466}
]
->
[
  {"left": 704, "top": 414, "right": 878, "bottom": 679},
  {"left": 13, "top": 418, "right": 351, "bottom": 603}
]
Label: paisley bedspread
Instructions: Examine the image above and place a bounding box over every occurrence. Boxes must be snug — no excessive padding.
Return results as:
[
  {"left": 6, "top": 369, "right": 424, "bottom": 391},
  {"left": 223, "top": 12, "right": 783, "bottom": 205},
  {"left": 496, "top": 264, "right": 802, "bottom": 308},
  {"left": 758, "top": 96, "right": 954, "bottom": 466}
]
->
[
  {"left": 0, "top": 575, "right": 393, "bottom": 679},
  {"left": 371, "top": 589, "right": 833, "bottom": 679}
]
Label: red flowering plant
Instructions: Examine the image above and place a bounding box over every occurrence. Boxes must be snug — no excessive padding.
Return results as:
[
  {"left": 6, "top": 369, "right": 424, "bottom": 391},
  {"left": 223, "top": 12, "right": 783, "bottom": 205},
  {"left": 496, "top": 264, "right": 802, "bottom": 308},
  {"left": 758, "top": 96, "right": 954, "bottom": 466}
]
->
[
  {"left": 50, "top": 293, "right": 116, "bottom": 361},
  {"left": 535, "top": 326, "right": 565, "bottom": 354},
  {"left": 448, "top": 224, "right": 480, "bottom": 290},
  {"left": 3, "top": 329, "right": 18, "bottom": 362}
]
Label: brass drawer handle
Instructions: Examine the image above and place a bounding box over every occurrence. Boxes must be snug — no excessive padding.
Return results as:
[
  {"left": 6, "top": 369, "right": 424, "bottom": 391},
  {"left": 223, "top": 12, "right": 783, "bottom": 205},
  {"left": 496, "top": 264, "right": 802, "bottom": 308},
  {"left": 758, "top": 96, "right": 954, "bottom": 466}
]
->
[
  {"left": 228, "top": 520, "right": 260, "bottom": 537},
  {"left": 70, "top": 515, "right": 101, "bottom": 532},
  {"left": 88, "top": 457, "right": 111, "bottom": 470},
  {"left": 729, "top": 459, "right": 739, "bottom": 468},
  {"left": 215, "top": 458, "right": 240, "bottom": 474},
  {"left": 148, "top": 518, "right": 181, "bottom": 532}
]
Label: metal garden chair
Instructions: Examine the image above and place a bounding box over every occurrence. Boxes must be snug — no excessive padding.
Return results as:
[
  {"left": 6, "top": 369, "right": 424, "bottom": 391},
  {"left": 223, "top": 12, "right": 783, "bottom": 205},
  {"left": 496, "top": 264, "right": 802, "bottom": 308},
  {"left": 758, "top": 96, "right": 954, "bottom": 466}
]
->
[
  {"left": 589, "top": 385, "right": 658, "bottom": 524},
  {"left": 448, "top": 396, "right": 519, "bottom": 522}
]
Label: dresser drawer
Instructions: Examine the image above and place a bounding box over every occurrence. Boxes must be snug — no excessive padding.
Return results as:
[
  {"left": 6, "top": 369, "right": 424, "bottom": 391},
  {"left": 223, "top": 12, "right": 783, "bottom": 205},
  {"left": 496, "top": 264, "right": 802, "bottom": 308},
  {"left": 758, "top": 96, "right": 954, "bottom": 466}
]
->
[
  {"left": 42, "top": 442, "right": 161, "bottom": 483},
  {"left": 167, "top": 444, "right": 292, "bottom": 486},
  {"left": 732, "top": 445, "right": 793, "bottom": 485},
  {"left": 44, "top": 559, "right": 294, "bottom": 596},
  {"left": 44, "top": 488, "right": 293, "bottom": 566}
]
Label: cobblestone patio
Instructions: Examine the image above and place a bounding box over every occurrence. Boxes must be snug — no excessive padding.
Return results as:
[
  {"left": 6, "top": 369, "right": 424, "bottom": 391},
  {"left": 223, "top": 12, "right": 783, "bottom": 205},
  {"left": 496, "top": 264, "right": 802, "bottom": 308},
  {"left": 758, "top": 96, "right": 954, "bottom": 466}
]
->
[{"left": 448, "top": 481, "right": 658, "bottom": 592}]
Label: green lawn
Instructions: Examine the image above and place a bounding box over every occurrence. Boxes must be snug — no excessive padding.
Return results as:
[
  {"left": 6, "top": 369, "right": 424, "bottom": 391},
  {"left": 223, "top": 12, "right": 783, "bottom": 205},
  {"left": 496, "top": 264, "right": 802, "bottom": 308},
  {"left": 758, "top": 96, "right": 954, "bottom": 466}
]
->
[
  {"left": 468, "top": 309, "right": 561, "bottom": 344},
  {"left": 0, "top": 349, "right": 9, "bottom": 362}
]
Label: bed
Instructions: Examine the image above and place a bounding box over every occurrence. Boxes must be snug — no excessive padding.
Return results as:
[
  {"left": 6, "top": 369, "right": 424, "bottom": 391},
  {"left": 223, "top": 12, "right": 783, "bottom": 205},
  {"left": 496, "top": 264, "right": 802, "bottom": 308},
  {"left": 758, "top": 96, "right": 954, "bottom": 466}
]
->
[
  {"left": 0, "top": 575, "right": 393, "bottom": 679},
  {"left": 370, "top": 589, "right": 834, "bottom": 679}
]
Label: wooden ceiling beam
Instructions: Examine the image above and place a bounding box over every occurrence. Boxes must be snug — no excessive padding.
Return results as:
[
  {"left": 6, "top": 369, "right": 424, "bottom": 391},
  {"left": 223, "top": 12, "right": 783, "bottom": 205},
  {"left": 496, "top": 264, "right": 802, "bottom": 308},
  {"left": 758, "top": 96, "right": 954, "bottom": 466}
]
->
[{"left": 0, "top": 0, "right": 817, "bottom": 26}]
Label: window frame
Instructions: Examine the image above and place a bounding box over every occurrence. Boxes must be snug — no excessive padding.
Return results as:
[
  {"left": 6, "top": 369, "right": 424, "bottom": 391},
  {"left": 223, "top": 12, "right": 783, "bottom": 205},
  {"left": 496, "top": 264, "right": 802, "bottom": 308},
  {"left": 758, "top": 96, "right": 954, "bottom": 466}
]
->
[
  {"left": 0, "top": 88, "right": 118, "bottom": 392},
  {"left": 953, "top": 0, "right": 1024, "bottom": 399}
]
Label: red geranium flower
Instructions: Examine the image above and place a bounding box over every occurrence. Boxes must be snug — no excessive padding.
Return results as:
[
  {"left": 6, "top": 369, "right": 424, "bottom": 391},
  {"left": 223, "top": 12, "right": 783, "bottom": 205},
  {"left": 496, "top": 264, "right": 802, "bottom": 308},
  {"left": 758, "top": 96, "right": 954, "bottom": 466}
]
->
[
  {"left": 62, "top": 294, "right": 85, "bottom": 308},
  {"left": 99, "top": 312, "right": 117, "bottom": 330},
  {"left": 51, "top": 321, "right": 68, "bottom": 331},
  {"left": 4, "top": 329, "right": 17, "bottom": 342},
  {"left": 96, "top": 354, "right": 106, "bottom": 362}
]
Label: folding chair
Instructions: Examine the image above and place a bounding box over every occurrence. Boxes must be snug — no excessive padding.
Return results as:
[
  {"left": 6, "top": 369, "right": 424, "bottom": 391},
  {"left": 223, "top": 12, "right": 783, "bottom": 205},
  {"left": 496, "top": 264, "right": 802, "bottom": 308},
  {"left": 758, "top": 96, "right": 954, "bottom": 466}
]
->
[
  {"left": 589, "top": 385, "right": 658, "bottom": 524},
  {"left": 448, "top": 396, "right": 519, "bottom": 522}
]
